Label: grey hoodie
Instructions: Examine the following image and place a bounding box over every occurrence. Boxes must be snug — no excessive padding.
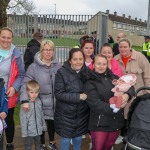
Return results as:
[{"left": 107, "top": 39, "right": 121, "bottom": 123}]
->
[
  {"left": 20, "top": 98, "right": 47, "bottom": 137},
  {"left": 20, "top": 52, "right": 61, "bottom": 119}
]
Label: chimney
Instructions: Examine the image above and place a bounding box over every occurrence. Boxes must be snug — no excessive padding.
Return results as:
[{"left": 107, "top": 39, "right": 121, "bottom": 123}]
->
[
  {"left": 114, "top": 11, "right": 117, "bottom": 16},
  {"left": 139, "top": 18, "right": 142, "bottom": 22},
  {"left": 106, "top": 10, "right": 109, "bottom": 14},
  {"left": 135, "top": 17, "right": 137, "bottom": 21},
  {"left": 128, "top": 15, "right": 131, "bottom": 20},
  {"left": 122, "top": 14, "right": 125, "bottom": 18}
]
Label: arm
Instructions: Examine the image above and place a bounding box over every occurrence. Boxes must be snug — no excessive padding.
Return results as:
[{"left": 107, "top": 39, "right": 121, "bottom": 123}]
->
[
  {"left": 84, "top": 81, "right": 113, "bottom": 115},
  {"left": 12, "top": 54, "right": 25, "bottom": 92},
  {"left": 20, "top": 109, "right": 28, "bottom": 137},
  {"left": 20, "top": 65, "right": 36, "bottom": 111},
  {"left": 0, "top": 87, "right": 8, "bottom": 119}
]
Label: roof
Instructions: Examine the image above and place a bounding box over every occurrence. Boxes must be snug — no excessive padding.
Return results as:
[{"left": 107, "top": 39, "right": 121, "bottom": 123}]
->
[{"left": 108, "top": 14, "right": 147, "bottom": 27}]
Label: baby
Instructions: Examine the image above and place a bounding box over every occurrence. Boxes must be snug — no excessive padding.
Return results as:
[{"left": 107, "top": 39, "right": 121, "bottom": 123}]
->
[{"left": 109, "top": 74, "right": 137, "bottom": 113}]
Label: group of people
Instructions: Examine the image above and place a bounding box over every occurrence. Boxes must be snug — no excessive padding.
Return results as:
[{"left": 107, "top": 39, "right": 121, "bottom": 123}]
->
[{"left": 0, "top": 26, "right": 150, "bottom": 150}]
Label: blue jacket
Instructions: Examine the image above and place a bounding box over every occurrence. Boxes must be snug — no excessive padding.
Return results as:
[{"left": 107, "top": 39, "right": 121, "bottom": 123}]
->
[{"left": 0, "top": 78, "right": 8, "bottom": 114}]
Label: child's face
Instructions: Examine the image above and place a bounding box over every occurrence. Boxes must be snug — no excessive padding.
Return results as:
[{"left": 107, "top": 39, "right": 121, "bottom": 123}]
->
[{"left": 27, "top": 90, "right": 39, "bottom": 101}]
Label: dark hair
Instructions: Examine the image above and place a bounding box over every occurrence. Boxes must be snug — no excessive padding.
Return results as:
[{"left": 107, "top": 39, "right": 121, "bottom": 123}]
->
[
  {"left": 80, "top": 39, "right": 95, "bottom": 51},
  {"left": 0, "top": 27, "right": 13, "bottom": 37},
  {"left": 68, "top": 48, "right": 85, "bottom": 62},
  {"left": 79, "top": 35, "right": 93, "bottom": 47},
  {"left": 33, "top": 32, "right": 43, "bottom": 41},
  {"left": 100, "top": 43, "right": 112, "bottom": 51}
]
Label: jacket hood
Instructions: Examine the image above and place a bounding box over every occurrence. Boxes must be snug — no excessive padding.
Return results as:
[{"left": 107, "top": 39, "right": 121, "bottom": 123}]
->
[
  {"left": 81, "top": 68, "right": 116, "bottom": 82},
  {"left": 27, "top": 39, "right": 40, "bottom": 47},
  {"left": 34, "top": 51, "right": 58, "bottom": 67}
]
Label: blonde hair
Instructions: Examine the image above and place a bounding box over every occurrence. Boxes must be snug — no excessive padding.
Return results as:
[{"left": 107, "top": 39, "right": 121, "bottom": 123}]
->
[
  {"left": 39, "top": 39, "right": 55, "bottom": 60},
  {"left": 0, "top": 27, "right": 13, "bottom": 37},
  {"left": 26, "top": 80, "right": 40, "bottom": 92},
  {"left": 118, "top": 38, "right": 132, "bottom": 48}
]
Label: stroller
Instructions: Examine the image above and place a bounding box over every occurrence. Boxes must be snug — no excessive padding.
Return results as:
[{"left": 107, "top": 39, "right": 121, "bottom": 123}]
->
[{"left": 124, "top": 86, "right": 150, "bottom": 150}]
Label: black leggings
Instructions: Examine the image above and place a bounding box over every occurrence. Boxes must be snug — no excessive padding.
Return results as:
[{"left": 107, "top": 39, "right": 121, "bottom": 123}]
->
[
  {"left": 5, "top": 108, "right": 15, "bottom": 143},
  {"left": 41, "top": 119, "right": 55, "bottom": 144}
]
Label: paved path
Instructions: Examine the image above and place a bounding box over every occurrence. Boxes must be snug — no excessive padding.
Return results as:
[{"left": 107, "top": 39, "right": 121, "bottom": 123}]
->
[{"left": 4, "top": 126, "right": 122, "bottom": 150}]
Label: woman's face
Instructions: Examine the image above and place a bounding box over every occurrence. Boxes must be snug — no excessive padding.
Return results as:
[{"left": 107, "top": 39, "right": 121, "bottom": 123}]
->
[
  {"left": 100, "top": 46, "right": 113, "bottom": 61},
  {"left": 0, "top": 30, "right": 13, "bottom": 50},
  {"left": 94, "top": 57, "right": 108, "bottom": 73},
  {"left": 70, "top": 51, "right": 84, "bottom": 71},
  {"left": 82, "top": 43, "right": 94, "bottom": 57},
  {"left": 119, "top": 41, "right": 132, "bottom": 57},
  {"left": 41, "top": 44, "right": 54, "bottom": 61}
]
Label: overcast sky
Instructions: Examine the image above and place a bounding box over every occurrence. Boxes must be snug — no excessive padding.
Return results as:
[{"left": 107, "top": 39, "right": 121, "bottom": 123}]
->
[{"left": 33, "top": 0, "right": 149, "bottom": 21}]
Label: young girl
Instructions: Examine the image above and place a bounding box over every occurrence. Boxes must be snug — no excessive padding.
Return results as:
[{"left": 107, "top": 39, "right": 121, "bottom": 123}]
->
[
  {"left": 84, "top": 55, "right": 135, "bottom": 150},
  {"left": 81, "top": 39, "right": 95, "bottom": 70}
]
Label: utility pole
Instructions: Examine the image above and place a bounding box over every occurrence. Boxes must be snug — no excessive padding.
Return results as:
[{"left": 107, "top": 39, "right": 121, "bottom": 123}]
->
[
  {"left": 54, "top": 4, "right": 56, "bottom": 15},
  {"left": 147, "top": 0, "right": 150, "bottom": 35}
]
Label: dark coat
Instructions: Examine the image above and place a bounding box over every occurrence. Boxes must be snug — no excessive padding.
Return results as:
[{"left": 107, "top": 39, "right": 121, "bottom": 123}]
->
[
  {"left": 54, "top": 61, "right": 90, "bottom": 138},
  {"left": 113, "top": 43, "right": 119, "bottom": 56},
  {"left": 24, "top": 39, "right": 41, "bottom": 71},
  {"left": 84, "top": 69, "right": 135, "bottom": 132}
]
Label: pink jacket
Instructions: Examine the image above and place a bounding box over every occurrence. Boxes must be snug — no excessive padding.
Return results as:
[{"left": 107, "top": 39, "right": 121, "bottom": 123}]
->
[{"left": 111, "top": 58, "right": 123, "bottom": 77}]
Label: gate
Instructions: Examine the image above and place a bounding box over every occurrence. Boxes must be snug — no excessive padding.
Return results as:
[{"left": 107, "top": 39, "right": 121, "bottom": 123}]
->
[{"left": 7, "top": 12, "right": 108, "bottom": 64}]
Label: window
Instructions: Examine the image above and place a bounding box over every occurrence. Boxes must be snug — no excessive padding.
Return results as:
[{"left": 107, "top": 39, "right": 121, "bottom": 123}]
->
[{"left": 117, "top": 23, "right": 122, "bottom": 29}]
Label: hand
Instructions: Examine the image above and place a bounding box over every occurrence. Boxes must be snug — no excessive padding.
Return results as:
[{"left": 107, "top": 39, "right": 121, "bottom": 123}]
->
[
  {"left": 121, "top": 94, "right": 129, "bottom": 108},
  {"left": 21, "top": 103, "right": 30, "bottom": 112},
  {"left": 0, "top": 112, "right": 7, "bottom": 119},
  {"left": 7, "top": 87, "right": 15, "bottom": 97},
  {"left": 80, "top": 93, "right": 87, "bottom": 100}
]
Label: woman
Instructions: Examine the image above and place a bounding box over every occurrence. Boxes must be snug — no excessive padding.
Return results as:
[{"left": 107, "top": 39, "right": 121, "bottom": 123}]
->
[
  {"left": 0, "top": 27, "right": 25, "bottom": 150},
  {"left": 81, "top": 38, "right": 95, "bottom": 70},
  {"left": 20, "top": 39, "right": 61, "bottom": 150},
  {"left": 100, "top": 43, "right": 123, "bottom": 77},
  {"left": 84, "top": 55, "right": 135, "bottom": 150},
  {"left": 115, "top": 38, "right": 150, "bottom": 94},
  {"left": 54, "top": 48, "right": 90, "bottom": 150}
]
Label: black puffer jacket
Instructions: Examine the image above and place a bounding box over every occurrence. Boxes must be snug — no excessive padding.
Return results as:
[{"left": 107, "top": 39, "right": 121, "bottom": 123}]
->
[
  {"left": 54, "top": 61, "right": 90, "bottom": 138},
  {"left": 24, "top": 39, "right": 40, "bottom": 71},
  {"left": 84, "top": 69, "right": 135, "bottom": 132}
]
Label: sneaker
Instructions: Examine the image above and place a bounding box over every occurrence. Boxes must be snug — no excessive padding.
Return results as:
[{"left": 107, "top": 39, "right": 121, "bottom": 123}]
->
[
  {"left": 48, "top": 143, "right": 58, "bottom": 150},
  {"left": 41, "top": 144, "right": 47, "bottom": 150},
  {"left": 115, "top": 135, "right": 123, "bottom": 144},
  {"left": 6, "top": 144, "right": 14, "bottom": 150},
  {"left": 89, "top": 142, "right": 92, "bottom": 150},
  {"left": 82, "top": 135, "right": 86, "bottom": 139}
]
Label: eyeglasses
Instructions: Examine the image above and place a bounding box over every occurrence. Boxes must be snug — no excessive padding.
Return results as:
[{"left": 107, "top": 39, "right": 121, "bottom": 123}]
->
[{"left": 42, "top": 49, "right": 54, "bottom": 52}]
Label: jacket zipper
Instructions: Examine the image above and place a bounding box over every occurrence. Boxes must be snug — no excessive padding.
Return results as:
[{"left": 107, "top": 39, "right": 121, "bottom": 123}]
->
[
  {"left": 34, "top": 103, "right": 38, "bottom": 135},
  {"left": 97, "top": 115, "right": 101, "bottom": 127}
]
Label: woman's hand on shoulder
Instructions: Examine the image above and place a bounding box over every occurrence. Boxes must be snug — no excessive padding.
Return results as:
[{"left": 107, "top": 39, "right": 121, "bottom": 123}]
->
[
  {"left": 21, "top": 103, "right": 30, "bottom": 112},
  {"left": 80, "top": 93, "right": 87, "bottom": 101},
  {"left": 121, "top": 94, "right": 129, "bottom": 108}
]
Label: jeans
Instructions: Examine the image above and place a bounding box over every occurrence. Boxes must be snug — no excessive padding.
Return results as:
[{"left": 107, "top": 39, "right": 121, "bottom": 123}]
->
[{"left": 60, "top": 136, "right": 82, "bottom": 150}]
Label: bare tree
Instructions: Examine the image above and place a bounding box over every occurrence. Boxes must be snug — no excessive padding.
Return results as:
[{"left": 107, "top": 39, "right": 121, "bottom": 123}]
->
[{"left": 0, "top": 0, "right": 36, "bottom": 28}]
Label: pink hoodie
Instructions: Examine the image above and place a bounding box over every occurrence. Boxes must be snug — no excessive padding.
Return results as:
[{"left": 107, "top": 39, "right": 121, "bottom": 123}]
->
[{"left": 111, "top": 58, "right": 123, "bottom": 77}]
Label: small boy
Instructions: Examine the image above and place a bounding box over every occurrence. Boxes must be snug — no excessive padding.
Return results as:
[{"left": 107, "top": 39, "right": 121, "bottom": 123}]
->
[
  {"left": 0, "top": 78, "right": 8, "bottom": 149},
  {"left": 20, "top": 80, "right": 46, "bottom": 150}
]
